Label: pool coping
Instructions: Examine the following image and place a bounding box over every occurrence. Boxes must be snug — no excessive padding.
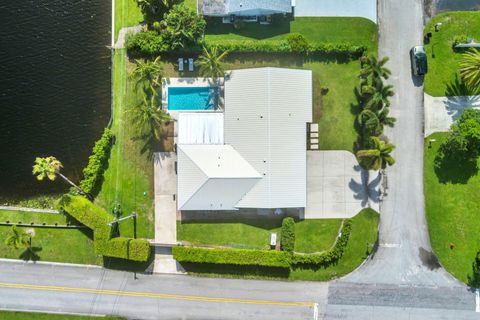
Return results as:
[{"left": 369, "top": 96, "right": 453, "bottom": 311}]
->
[{"left": 162, "top": 77, "right": 225, "bottom": 119}]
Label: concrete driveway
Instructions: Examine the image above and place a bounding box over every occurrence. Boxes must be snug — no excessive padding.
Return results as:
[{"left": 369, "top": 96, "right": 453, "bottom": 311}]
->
[
  {"left": 424, "top": 93, "right": 480, "bottom": 137},
  {"left": 305, "top": 151, "right": 380, "bottom": 219},
  {"left": 294, "top": 0, "right": 377, "bottom": 23}
]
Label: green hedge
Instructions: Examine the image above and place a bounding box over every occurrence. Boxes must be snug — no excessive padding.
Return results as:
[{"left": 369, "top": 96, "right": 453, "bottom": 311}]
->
[
  {"left": 57, "top": 195, "right": 150, "bottom": 262},
  {"left": 280, "top": 217, "right": 295, "bottom": 253},
  {"left": 126, "top": 31, "right": 366, "bottom": 58},
  {"left": 291, "top": 220, "right": 352, "bottom": 266},
  {"left": 80, "top": 128, "right": 114, "bottom": 197},
  {"left": 172, "top": 246, "right": 290, "bottom": 268},
  {"left": 173, "top": 219, "right": 353, "bottom": 269}
]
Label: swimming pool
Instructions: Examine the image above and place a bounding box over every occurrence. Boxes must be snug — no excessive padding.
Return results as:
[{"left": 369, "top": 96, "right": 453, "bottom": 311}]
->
[{"left": 168, "top": 86, "right": 217, "bottom": 111}]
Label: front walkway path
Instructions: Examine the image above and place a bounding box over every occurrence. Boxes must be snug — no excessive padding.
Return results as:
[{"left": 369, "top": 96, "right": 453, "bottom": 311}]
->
[
  {"left": 305, "top": 151, "right": 380, "bottom": 219},
  {"left": 424, "top": 93, "right": 480, "bottom": 137}
]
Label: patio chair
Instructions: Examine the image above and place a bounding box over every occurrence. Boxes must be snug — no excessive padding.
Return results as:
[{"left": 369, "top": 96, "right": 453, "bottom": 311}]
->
[
  {"left": 178, "top": 58, "right": 184, "bottom": 72},
  {"left": 188, "top": 58, "right": 194, "bottom": 72}
]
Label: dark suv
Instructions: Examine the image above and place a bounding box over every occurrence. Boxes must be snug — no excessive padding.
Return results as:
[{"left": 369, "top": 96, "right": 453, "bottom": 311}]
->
[{"left": 410, "top": 46, "right": 428, "bottom": 76}]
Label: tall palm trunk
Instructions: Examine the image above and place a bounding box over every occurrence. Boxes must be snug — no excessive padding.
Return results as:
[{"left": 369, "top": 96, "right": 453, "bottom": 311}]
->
[{"left": 56, "top": 172, "right": 88, "bottom": 197}]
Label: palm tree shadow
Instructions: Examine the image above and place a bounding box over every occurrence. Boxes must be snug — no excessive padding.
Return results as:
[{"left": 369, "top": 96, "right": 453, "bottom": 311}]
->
[
  {"left": 19, "top": 246, "right": 42, "bottom": 262},
  {"left": 349, "top": 167, "right": 382, "bottom": 206},
  {"left": 443, "top": 76, "right": 480, "bottom": 121}
]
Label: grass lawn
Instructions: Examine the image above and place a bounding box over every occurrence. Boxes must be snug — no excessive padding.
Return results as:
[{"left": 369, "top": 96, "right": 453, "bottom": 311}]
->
[
  {"left": 0, "top": 311, "right": 124, "bottom": 320},
  {"left": 205, "top": 17, "right": 378, "bottom": 53},
  {"left": 163, "top": 53, "right": 360, "bottom": 151},
  {"left": 114, "top": 0, "right": 143, "bottom": 42},
  {"left": 177, "top": 218, "right": 342, "bottom": 252},
  {"left": 424, "top": 132, "right": 480, "bottom": 284},
  {"left": 0, "top": 211, "right": 100, "bottom": 265},
  {"left": 424, "top": 11, "right": 480, "bottom": 97},
  {"left": 179, "top": 209, "right": 379, "bottom": 281},
  {"left": 96, "top": 50, "right": 156, "bottom": 240}
]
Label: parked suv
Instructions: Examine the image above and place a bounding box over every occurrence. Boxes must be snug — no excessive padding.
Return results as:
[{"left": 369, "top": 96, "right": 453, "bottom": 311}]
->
[{"left": 410, "top": 46, "right": 428, "bottom": 76}]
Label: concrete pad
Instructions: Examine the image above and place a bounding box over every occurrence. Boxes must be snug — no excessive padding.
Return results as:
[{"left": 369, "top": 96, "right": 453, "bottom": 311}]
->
[
  {"left": 154, "top": 153, "right": 177, "bottom": 195},
  {"left": 155, "top": 195, "right": 177, "bottom": 244},
  {"left": 153, "top": 152, "right": 178, "bottom": 247},
  {"left": 153, "top": 247, "right": 185, "bottom": 274},
  {"left": 424, "top": 93, "right": 480, "bottom": 137},
  {"left": 306, "top": 151, "right": 380, "bottom": 219},
  {"left": 310, "top": 123, "right": 319, "bottom": 132},
  {"left": 310, "top": 132, "right": 319, "bottom": 138},
  {"left": 295, "top": 0, "right": 377, "bottom": 23},
  {"left": 310, "top": 144, "right": 319, "bottom": 150},
  {"left": 310, "top": 138, "right": 319, "bottom": 144}
]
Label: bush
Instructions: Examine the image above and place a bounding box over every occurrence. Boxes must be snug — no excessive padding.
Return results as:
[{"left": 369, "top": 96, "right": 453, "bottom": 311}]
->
[
  {"left": 280, "top": 217, "right": 295, "bottom": 252},
  {"left": 160, "top": 4, "right": 206, "bottom": 50},
  {"left": 126, "top": 31, "right": 366, "bottom": 59},
  {"left": 79, "top": 128, "right": 114, "bottom": 197},
  {"left": 286, "top": 33, "right": 309, "bottom": 53},
  {"left": 57, "top": 195, "right": 150, "bottom": 262},
  {"left": 172, "top": 246, "right": 290, "bottom": 268},
  {"left": 291, "top": 220, "right": 352, "bottom": 267}
]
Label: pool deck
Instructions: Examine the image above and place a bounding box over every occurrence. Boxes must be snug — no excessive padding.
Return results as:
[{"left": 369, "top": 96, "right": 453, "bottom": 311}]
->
[{"left": 162, "top": 77, "right": 225, "bottom": 119}]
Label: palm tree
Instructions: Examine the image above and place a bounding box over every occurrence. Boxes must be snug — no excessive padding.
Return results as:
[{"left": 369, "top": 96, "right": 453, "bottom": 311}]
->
[
  {"left": 357, "top": 109, "right": 382, "bottom": 137},
  {"left": 356, "top": 136, "right": 396, "bottom": 171},
  {"left": 363, "top": 80, "right": 395, "bottom": 111},
  {"left": 32, "top": 156, "right": 86, "bottom": 195},
  {"left": 377, "top": 106, "right": 396, "bottom": 128},
  {"left": 129, "top": 94, "right": 170, "bottom": 140},
  {"left": 130, "top": 56, "right": 163, "bottom": 95},
  {"left": 195, "top": 46, "right": 229, "bottom": 82},
  {"left": 360, "top": 55, "right": 391, "bottom": 81},
  {"left": 460, "top": 49, "right": 480, "bottom": 92},
  {"left": 5, "top": 225, "right": 30, "bottom": 249}
]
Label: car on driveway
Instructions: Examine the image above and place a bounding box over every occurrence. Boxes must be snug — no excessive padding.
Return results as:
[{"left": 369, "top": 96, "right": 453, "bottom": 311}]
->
[{"left": 410, "top": 46, "right": 428, "bottom": 76}]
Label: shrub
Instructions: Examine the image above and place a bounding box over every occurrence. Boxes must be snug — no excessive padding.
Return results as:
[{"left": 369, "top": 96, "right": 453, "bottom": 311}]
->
[
  {"left": 286, "top": 33, "right": 309, "bottom": 53},
  {"left": 291, "top": 220, "right": 352, "bottom": 267},
  {"left": 57, "top": 195, "right": 150, "bottom": 262},
  {"left": 160, "top": 4, "right": 206, "bottom": 50},
  {"left": 79, "top": 128, "right": 114, "bottom": 197},
  {"left": 172, "top": 246, "right": 290, "bottom": 268},
  {"left": 126, "top": 31, "right": 366, "bottom": 59},
  {"left": 233, "top": 19, "right": 246, "bottom": 30},
  {"left": 280, "top": 217, "right": 295, "bottom": 252}
]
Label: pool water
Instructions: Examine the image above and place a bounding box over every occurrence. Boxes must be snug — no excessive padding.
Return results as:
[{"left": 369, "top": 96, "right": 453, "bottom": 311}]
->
[{"left": 168, "top": 86, "right": 216, "bottom": 110}]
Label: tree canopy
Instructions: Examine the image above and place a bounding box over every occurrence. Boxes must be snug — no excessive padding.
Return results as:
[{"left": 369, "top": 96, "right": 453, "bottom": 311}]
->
[{"left": 160, "top": 4, "right": 206, "bottom": 50}]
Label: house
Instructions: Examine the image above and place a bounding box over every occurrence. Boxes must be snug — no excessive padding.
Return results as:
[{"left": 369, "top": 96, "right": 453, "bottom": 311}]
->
[
  {"left": 197, "top": 0, "right": 292, "bottom": 20},
  {"left": 177, "top": 67, "right": 312, "bottom": 211}
]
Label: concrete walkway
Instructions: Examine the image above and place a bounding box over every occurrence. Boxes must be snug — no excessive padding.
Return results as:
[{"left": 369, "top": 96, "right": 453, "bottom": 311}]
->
[
  {"left": 305, "top": 151, "right": 380, "bottom": 219},
  {"left": 114, "top": 24, "right": 144, "bottom": 49},
  {"left": 424, "top": 93, "right": 480, "bottom": 137},
  {"left": 0, "top": 206, "right": 59, "bottom": 214},
  {"left": 153, "top": 152, "right": 184, "bottom": 274},
  {"left": 294, "top": 0, "right": 377, "bottom": 23}
]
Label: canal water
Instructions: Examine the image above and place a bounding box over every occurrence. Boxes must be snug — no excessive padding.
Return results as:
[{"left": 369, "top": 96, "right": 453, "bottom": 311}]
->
[{"left": 0, "top": 1, "right": 111, "bottom": 198}]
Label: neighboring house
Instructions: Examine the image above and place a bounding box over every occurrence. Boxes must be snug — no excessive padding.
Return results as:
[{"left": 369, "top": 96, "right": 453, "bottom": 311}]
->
[
  {"left": 197, "top": 0, "right": 292, "bottom": 19},
  {"left": 177, "top": 67, "right": 312, "bottom": 211}
]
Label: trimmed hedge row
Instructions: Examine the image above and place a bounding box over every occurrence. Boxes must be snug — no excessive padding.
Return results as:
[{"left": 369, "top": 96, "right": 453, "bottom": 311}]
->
[
  {"left": 57, "top": 195, "right": 150, "bottom": 262},
  {"left": 280, "top": 217, "right": 295, "bottom": 253},
  {"left": 172, "top": 246, "right": 290, "bottom": 268},
  {"left": 80, "top": 128, "right": 114, "bottom": 196},
  {"left": 291, "top": 220, "right": 352, "bottom": 266},
  {"left": 173, "top": 219, "right": 353, "bottom": 269},
  {"left": 126, "top": 31, "right": 367, "bottom": 58}
]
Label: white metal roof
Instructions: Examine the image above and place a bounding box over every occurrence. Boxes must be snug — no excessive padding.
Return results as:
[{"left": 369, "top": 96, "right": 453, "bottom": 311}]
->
[
  {"left": 224, "top": 67, "right": 312, "bottom": 209},
  {"left": 178, "top": 112, "right": 224, "bottom": 145},
  {"left": 177, "top": 145, "right": 261, "bottom": 210}
]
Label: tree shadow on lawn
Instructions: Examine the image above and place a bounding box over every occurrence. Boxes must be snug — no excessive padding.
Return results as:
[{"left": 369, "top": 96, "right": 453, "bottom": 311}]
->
[
  {"left": 434, "top": 152, "right": 479, "bottom": 184},
  {"left": 467, "top": 251, "right": 480, "bottom": 289},
  {"left": 19, "top": 246, "right": 42, "bottom": 262}
]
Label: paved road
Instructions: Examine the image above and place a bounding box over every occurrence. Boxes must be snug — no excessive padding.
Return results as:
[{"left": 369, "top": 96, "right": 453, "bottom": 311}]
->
[
  {"left": 0, "top": 260, "right": 326, "bottom": 320},
  {"left": 344, "top": 0, "right": 458, "bottom": 287}
]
